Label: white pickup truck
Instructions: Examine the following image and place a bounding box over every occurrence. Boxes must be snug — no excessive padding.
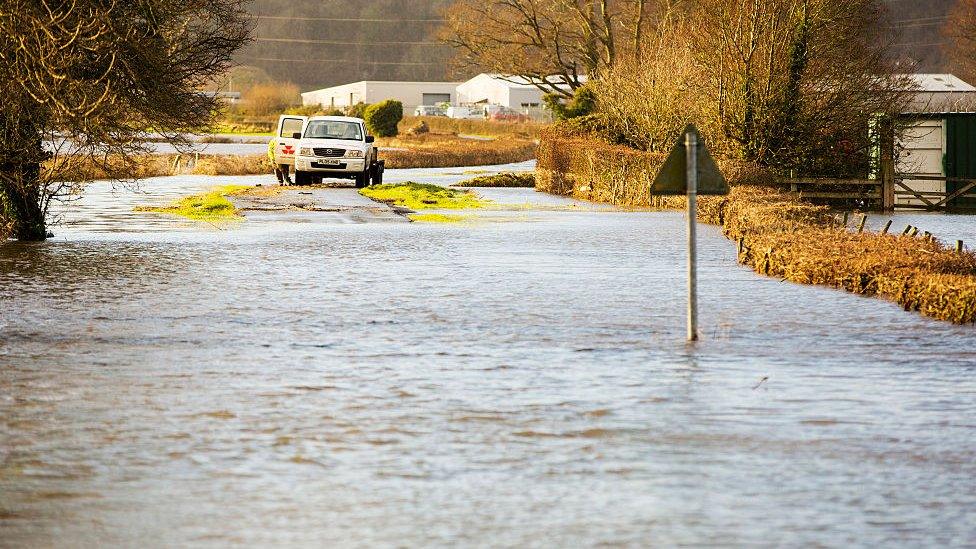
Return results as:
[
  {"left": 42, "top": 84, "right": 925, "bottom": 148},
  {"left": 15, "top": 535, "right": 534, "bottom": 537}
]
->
[{"left": 272, "top": 115, "right": 384, "bottom": 187}]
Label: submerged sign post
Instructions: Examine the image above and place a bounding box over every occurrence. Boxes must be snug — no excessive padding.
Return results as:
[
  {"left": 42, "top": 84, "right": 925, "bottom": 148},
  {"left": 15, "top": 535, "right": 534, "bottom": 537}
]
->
[{"left": 651, "top": 124, "right": 728, "bottom": 342}]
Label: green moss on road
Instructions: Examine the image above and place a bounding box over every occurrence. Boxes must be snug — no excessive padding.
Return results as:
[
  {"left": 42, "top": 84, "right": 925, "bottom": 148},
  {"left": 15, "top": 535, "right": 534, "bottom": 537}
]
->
[
  {"left": 135, "top": 185, "right": 248, "bottom": 222},
  {"left": 360, "top": 182, "right": 491, "bottom": 210}
]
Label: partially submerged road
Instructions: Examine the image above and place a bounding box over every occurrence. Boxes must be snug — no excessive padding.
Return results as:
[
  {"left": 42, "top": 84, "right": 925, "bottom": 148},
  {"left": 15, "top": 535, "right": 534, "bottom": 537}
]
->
[{"left": 228, "top": 186, "right": 410, "bottom": 224}]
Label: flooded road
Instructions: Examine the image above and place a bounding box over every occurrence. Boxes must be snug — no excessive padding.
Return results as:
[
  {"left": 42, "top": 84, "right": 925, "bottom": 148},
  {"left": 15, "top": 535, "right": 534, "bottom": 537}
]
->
[{"left": 2, "top": 163, "right": 976, "bottom": 547}]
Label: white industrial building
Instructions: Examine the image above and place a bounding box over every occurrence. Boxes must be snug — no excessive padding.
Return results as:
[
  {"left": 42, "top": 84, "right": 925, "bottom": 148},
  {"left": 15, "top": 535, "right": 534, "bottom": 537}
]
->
[
  {"left": 300, "top": 74, "right": 584, "bottom": 120},
  {"left": 301, "top": 81, "right": 461, "bottom": 111},
  {"left": 455, "top": 74, "right": 583, "bottom": 118}
]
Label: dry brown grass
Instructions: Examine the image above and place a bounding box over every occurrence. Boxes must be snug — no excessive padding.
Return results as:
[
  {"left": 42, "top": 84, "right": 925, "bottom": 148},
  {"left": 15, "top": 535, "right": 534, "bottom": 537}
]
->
[
  {"left": 378, "top": 134, "right": 537, "bottom": 169},
  {"left": 537, "top": 130, "right": 976, "bottom": 324},
  {"left": 398, "top": 116, "right": 545, "bottom": 139},
  {"left": 47, "top": 154, "right": 271, "bottom": 182},
  {"left": 46, "top": 133, "right": 537, "bottom": 184},
  {"left": 711, "top": 186, "right": 976, "bottom": 324},
  {"left": 189, "top": 155, "right": 268, "bottom": 176}
]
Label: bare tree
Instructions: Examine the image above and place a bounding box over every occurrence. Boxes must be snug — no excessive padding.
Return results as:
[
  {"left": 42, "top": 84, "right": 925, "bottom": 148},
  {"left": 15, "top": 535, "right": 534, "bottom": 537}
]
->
[
  {"left": 594, "top": 0, "right": 911, "bottom": 175},
  {"left": 945, "top": 0, "right": 976, "bottom": 85},
  {"left": 441, "top": 0, "right": 647, "bottom": 97},
  {"left": 0, "top": 0, "right": 250, "bottom": 241}
]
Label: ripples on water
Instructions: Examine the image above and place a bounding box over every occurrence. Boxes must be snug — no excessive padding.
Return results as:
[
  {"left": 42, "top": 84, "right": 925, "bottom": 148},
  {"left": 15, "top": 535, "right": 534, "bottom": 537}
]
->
[{"left": 2, "top": 167, "right": 976, "bottom": 547}]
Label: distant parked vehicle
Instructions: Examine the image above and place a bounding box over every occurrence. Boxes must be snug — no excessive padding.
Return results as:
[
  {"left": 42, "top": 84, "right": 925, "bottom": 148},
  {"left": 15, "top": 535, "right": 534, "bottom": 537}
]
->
[
  {"left": 413, "top": 105, "right": 447, "bottom": 117},
  {"left": 446, "top": 105, "right": 483, "bottom": 119},
  {"left": 489, "top": 106, "right": 530, "bottom": 122}
]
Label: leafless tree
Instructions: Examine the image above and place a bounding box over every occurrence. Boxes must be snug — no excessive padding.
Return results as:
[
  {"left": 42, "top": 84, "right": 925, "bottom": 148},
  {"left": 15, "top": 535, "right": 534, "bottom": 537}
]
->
[
  {"left": 0, "top": 0, "right": 250, "bottom": 241},
  {"left": 595, "top": 0, "right": 912, "bottom": 175},
  {"left": 945, "top": 0, "right": 976, "bottom": 85},
  {"left": 441, "top": 0, "right": 648, "bottom": 97}
]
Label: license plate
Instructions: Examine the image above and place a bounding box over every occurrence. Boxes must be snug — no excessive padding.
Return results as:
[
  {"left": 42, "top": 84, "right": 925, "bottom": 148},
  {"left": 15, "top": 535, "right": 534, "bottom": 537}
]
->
[{"left": 319, "top": 159, "right": 341, "bottom": 165}]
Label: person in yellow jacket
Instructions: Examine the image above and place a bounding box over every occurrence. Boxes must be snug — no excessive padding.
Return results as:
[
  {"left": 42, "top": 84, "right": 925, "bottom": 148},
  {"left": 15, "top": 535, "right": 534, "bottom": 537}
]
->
[{"left": 267, "top": 138, "right": 284, "bottom": 184}]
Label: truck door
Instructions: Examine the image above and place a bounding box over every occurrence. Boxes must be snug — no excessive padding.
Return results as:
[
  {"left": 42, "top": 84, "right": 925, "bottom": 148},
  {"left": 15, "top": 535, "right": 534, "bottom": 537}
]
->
[{"left": 274, "top": 115, "right": 307, "bottom": 167}]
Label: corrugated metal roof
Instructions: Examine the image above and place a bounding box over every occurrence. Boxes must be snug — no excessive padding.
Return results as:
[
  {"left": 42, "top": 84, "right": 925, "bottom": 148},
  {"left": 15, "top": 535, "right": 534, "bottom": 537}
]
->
[
  {"left": 905, "top": 74, "right": 976, "bottom": 93},
  {"left": 902, "top": 74, "right": 976, "bottom": 114}
]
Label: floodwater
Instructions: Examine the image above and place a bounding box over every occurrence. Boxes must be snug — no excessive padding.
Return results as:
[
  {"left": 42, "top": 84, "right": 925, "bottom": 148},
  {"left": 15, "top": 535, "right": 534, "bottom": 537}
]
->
[{"left": 2, "top": 162, "right": 976, "bottom": 547}]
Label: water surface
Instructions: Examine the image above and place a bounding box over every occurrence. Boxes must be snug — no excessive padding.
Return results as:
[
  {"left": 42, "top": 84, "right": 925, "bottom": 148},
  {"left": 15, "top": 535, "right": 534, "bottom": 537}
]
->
[{"left": 2, "top": 164, "right": 975, "bottom": 547}]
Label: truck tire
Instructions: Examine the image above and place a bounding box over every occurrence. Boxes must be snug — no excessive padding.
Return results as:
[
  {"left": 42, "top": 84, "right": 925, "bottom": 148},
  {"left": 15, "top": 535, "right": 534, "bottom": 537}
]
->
[
  {"left": 294, "top": 170, "right": 311, "bottom": 185},
  {"left": 354, "top": 170, "right": 368, "bottom": 189},
  {"left": 371, "top": 163, "right": 384, "bottom": 186}
]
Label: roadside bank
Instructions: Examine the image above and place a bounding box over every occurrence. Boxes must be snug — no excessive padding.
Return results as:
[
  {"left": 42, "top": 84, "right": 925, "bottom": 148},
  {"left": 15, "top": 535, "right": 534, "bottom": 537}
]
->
[{"left": 537, "top": 128, "right": 976, "bottom": 324}]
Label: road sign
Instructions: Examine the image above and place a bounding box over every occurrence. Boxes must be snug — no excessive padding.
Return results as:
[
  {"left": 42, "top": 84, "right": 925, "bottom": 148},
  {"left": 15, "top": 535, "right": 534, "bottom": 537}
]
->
[
  {"left": 650, "top": 125, "right": 728, "bottom": 342},
  {"left": 651, "top": 124, "right": 729, "bottom": 196}
]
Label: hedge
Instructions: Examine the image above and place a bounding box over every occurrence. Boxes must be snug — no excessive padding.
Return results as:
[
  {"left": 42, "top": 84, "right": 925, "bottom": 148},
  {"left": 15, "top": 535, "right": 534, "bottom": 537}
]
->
[{"left": 364, "top": 100, "right": 403, "bottom": 138}]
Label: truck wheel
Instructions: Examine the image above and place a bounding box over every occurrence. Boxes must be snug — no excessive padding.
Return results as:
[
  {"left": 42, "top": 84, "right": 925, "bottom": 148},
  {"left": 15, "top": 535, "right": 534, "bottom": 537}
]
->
[
  {"left": 295, "top": 170, "right": 311, "bottom": 185},
  {"left": 354, "top": 171, "right": 367, "bottom": 189},
  {"left": 371, "top": 164, "right": 384, "bottom": 185}
]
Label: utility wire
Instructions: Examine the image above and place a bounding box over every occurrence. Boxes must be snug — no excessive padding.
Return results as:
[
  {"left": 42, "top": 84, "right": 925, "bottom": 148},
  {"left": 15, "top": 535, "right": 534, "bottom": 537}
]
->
[
  {"left": 239, "top": 56, "right": 443, "bottom": 66},
  {"left": 251, "top": 15, "right": 446, "bottom": 23},
  {"left": 253, "top": 37, "right": 450, "bottom": 47}
]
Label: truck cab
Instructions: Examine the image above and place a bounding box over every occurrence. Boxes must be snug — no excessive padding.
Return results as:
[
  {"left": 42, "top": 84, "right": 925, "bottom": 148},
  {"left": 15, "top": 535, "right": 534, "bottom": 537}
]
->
[{"left": 295, "top": 116, "right": 381, "bottom": 187}]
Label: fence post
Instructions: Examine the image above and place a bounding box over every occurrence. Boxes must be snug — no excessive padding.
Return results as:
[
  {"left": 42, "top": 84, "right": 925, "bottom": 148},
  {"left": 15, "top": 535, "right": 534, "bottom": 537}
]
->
[{"left": 880, "top": 116, "right": 896, "bottom": 211}]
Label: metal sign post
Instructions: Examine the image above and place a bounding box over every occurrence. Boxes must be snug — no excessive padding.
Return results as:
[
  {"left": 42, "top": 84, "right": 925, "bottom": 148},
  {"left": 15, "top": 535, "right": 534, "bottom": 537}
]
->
[
  {"left": 650, "top": 124, "right": 728, "bottom": 342},
  {"left": 685, "top": 130, "right": 699, "bottom": 342}
]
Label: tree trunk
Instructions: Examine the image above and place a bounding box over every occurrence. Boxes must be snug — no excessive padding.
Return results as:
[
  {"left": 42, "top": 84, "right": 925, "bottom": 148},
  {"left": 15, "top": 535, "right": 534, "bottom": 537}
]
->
[
  {"left": 0, "top": 105, "right": 48, "bottom": 241},
  {"left": 0, "top": 168, "right": 46, "bottom": 241},
  {"left": 0, "top": 147, "right": 47, "bottom": 241}
]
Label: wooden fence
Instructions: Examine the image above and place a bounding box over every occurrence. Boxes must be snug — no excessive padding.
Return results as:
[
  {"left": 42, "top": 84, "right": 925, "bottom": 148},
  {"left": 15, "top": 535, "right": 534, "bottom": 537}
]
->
[{"left": 775, "top": 175, "right": 976, "bottom": 211}]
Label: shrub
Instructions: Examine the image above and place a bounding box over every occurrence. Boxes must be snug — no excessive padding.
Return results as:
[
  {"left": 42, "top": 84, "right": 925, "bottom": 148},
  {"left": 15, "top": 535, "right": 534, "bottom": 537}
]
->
[
  {"left": 544, "top": 86, "right": 598, "bottom": 121},
  {"left": 347, "top": 102, "right": 369, "bottom": 119},
  {"left": 364, "top": 100, "right": 404, "bottom": 137}
]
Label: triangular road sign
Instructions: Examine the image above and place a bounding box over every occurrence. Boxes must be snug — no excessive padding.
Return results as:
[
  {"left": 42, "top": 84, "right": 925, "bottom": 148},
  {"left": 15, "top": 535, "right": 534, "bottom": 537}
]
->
[{"left": 651, "top": 124, "right": 729, "bottom": 196}]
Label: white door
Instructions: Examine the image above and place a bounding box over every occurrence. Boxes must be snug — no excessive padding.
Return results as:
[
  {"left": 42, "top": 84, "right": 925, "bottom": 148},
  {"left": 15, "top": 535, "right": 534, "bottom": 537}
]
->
[
  {"left": 896, "top": 119, "right": 945, "bottom": 206},
  {"left": 274, "top": 115, "right": 307, "bottom": 167}
]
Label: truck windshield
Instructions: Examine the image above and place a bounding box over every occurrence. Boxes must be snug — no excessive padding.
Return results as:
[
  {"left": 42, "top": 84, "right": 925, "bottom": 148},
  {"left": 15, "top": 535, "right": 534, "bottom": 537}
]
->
[{"left": 304, "top": 121, "right": 363, "bottom": 141}]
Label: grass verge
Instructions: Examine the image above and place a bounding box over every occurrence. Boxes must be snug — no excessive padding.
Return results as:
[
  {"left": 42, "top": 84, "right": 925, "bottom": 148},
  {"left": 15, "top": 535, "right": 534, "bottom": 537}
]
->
[
  {"left": 134, "top": 185, "right": 248, "bottom": 222},
  {"left": 455, "top": 172, "right": 535, "bottom": 187},
  {"left": 360, "top": 183, "right": 491, "bottom": 211},
  {"left": 700, "top": 186, "right": 976, "bottom": 324}
]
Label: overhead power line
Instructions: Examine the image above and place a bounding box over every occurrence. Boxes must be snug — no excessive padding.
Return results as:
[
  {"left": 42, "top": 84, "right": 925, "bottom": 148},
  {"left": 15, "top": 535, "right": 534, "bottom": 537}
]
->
[
  {"left": 253, "top": 37, "right": 451, "bottom": 47},
  {"left": 893, "top": 41, "right": 948, "bottom": 48},
  {"left": 252, "top": 15, "right": 446, "bottom": 23},
  {"left": 240, "top": 56, "right": 443, "bottom": 67}
]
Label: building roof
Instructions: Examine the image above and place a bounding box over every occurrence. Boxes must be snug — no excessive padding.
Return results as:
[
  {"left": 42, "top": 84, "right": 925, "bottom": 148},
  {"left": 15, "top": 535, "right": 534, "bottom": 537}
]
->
[
  {"left": 907, "top": 74, "right": 976, "bottom": 92},
  {"left": 462, "top": 74, "right": 587, "bottom": 90},
  {"left": 302, "top": 81, "right": 461, "bottom": 96},
  {"left": 903, "top": 73, "right": 976, "bottom": 114}
]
